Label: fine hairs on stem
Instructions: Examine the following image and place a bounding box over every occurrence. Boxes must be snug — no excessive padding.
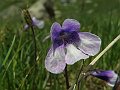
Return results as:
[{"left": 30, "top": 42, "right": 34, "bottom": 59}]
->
[
  {"left": 64, "top": 65, "right": 70, "bottom": 90},
  {"left": 70, "top": 34, "right": 120, "bottom": 90},
  {"left": 76, "top": 60, "right": 85, "bottom": 90}
]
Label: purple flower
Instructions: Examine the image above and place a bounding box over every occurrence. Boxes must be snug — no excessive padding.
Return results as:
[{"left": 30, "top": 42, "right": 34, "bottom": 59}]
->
[
  {"left": 90, "top": 70, "right": 118, "bottom": 87},
  {"left": 45, "top": 19, "right": 101, "bottom": 74},
  {"left": 24, "top": 17, "right": 44, "bottom": 30}
]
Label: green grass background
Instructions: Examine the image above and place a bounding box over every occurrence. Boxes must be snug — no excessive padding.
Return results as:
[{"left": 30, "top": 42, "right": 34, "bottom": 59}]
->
[{"left": 0, "top": 0, "right": 120, "bottom": 90}]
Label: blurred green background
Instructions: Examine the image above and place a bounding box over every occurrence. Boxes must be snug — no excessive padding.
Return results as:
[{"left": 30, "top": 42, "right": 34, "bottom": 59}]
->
[{"left": 0, "top": 0, "right": 120, "bottom": 90}]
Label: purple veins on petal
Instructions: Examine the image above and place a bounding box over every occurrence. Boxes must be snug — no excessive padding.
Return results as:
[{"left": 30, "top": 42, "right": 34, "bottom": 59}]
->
[
  {"left": 64, "top": 31, "right": 80, "bottom": 44},
  {"left": 78, "top": 32, "right": 101, "bottom": 56},
  {"left": 45, "top": 45, "right": 66, "bottom": 74},
  {"left": 90, "top": 70, "right": 118, "bottom": 87},
  {"left": 65, "top": 44, "right": 89, "bottom": 65}
]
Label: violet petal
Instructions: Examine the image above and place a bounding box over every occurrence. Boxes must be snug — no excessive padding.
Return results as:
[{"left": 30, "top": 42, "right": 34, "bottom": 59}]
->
[
  {"left": 51, "top": 22, "right": 62, "bottom": 41},
  {"left": 90, "top": 70, "right": 118, "bottom": 87},
  {"left": 78, "top": 32, "right": 101, "bottom": 56},
  {"left": 32, "top": 17, "right": 44, "bottom": 29},
  {"left": 65, "top": 44, "right": 89, "bottom": 65},
  {"left": 53, "top": 39, "right": 63, "bottom": 51},
  {"left": 45, "top": 45, "right": 66, "bottom": 74},
  {"left": 62, "top": 19, "right": 80, "bottom": 31},
  {"left": 24, "top": 24, "right": 29, "bottom": 30}
]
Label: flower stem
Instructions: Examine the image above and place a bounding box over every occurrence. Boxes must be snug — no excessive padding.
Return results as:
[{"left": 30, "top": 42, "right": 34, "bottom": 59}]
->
[
  {"left": 22, "top": 9, "right": 38, "bottom": 90},
  {"left": 23, "top": 9, "right": 37, "bottom": 65},
  {"left": 31, "top": 26, "right": 37, "bottom": 65},
  {"left": 64, "top": 65, "right": 70, "bottom": 90},
  {"left": 77, "top": 60, "right": 84, "bottom": 90},
  {"left": 29, "top": 15, "right": 38, "bottom": 90}
]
